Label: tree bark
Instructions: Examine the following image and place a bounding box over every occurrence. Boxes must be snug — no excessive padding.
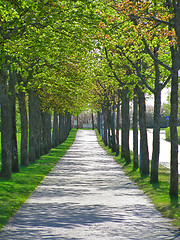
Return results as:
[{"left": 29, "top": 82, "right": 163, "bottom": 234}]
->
[
  {"left": 111, "top": 104, "right": 116, "bottom": 153},
  {"left": 59, "top": 114, "right": 64, "bottom": 144},
  {"left": 77, "top": 115, "right": 79, "bottom": 129},
  {"left": 46, "top": 112, "right": 52, "bottom": 152},
  {"left": 97, "top": 111, "right": 101, "bottom": 134},
  {"left": 34, "top": 93, "right": 41, "bottom": 159},
  {"left": 18, "top": 90, "right": 29, "bottom": 166},
  {"left": 39, "top": 112, "right": 44, "bottom": 156},
  {"left": 136, "top": 87, "right": 149, "bottom": 176},
  {"left": 68, "top": 113, "right": 71, "bottom": 133},
  {"left": 28, "top": 91, "right": 36, "bottom": 162},
  {"left": 91, "top": 112, "right": 94, "bottom": 130},
  {"left": 168, "top": 2, "right": 180, "bottom": 197},
  {"left": 103, "top": 106, "right": 108, "bottom": 146},
  {"left": 0, "top": 69, "right": 12, "bottom": 178},
  {"left": 41, "top": 111, "right": 49, "bottom": 155},
  {"left": 9, "top": 70, "right": 19, "bottom": 172},
  {"left": 52, "top": 111, "right": 59, "bottom": 147},
  {"left": 107, "top": 107, "right": 112, "bottom": 149},
  {"left": 116, "top": 93, "right": 120, "bottom": 156},
  {"left": 170, "top": 76, "right": 178, "bottom": 194},
  {"left": 133, "top": 96, "right": 138, "bottom": 169},
  {"left": 150, "top": 53, "right": 161, "bottom": 183},
  {"left": 121, "top": 88, "right": 131, "bottom": 164}
]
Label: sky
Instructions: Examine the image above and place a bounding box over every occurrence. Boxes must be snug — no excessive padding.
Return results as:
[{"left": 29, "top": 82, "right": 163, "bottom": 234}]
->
[{"left": 146, "top": 87, "right": 169, "bottom": 106}]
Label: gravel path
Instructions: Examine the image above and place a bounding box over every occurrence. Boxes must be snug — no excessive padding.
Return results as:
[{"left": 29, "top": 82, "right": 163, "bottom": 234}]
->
[{"left": 0, "top": 130, "right": 179, "bottom": 239}]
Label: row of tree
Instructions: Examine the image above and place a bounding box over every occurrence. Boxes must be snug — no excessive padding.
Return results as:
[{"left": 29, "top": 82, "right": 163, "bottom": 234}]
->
[
  {"left": 0, "top": 1, "right": 179, "bottom": 198},
  {"left": 0, "top": 1, "right": 96, "bottom": 178},
  {"left": 87, "top": 0, "right": 180, "bottom": 198}
]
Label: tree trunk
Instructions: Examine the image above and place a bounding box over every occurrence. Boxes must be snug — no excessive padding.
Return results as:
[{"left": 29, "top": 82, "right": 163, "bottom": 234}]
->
[
  {"left": 68, "top": 113, "right": 71, "bottom": 133},
  {"left": 107, "top": 107, "right": 111, "bottom": 149},
  {"left": 28, "top": 91, "right": 41, "bottom": 160},
  {"left": 166, "top": 0, "right": 180, "bottom": 197},
  {"left": 133, "top": 96, "right": 138, "bottom": 169},
  {"left": 18, "top": 90, "right": 29, "bottom": 166},
  {"left": 9, "top": 70, "right": 19, "bottom": 172},
  {"left": 64, "top": 112, "right": 68, "bottom": 140},
  {"left": 91, "top": 112, "right": 94, "bottom": 130},
  {"left": 52, "top": 111, "right": 59, "bottom": 147},
  {"left": 121, "top": 88, "right": 131, "bottom": 164},
  {"left": 136, "top": 87, "right": 149, "bottom": 176},
  {"left": 28, "top": 91, "right": 36, "bottom": 162},
  {"left": 34, "top": 93, "right": 41, "bottom": 159},
  {"left": 103, "top": 106, "right": 108, "bottom": 146},
  {"left": 151, "top": 55, "right": 161, "bottom": 183},
  {"left": 77, "top": 115, "right": 79, "bottom": 129},
  {"left": 41, "top": 111, "right": 49, "bottom": 155},
  {"left": 46, "top": 112, "right": 51, "bottom": 152},
  {"left": 116, "top": 93, "right": 120, "bottom": 156},
  {"left": 63, "top": 111, "right": 69, "bottom": 141},
  {"left": 59, "top": 114, "right": 64, "bottom": 144},
  {"left": 169, "top": 50, "right": 178, "bottom": 197},
  {"left": 97, "top": 111, "right": 100, "bottom": 134},
  {"left": 39, "top": 112, "right": 44, "bottom": 156},
  {"left": 100, "top": 110, "right": 103, "bottom": 140},
  {"left": 0, "top": 69, "right": 12, "bottom": 178},
  {"left": 168, "top": 2, "right": 180, "bottom": 197},
  {"left": 111, "top": 104, "right": 116, "bottom": 153}
]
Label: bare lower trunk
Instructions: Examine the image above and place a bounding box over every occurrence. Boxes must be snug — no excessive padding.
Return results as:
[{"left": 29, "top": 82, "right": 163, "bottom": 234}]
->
[
  {"left": 169, "top": 50, "right": 178, "bottom": 197},
  {"left": 121, "top": 88, "right": 131, "bottom": 164},
  {"left": 151, "top": 91, "right": 161, "bottom": 183},
  {"left": 116, "top": 93, "right": 120, "bottom": 156},
  {"left": 9, "top": 70, "right": 19, "bottom": 172},
  {"left": 18, "top": 90, "right": 29, "bottom": 166},
  {"left": 97, "top": 111, "right": 101, "bottom": 134},
  {"left": 111, "top": 104, "right": 116, "bottom": 153},
  {"left": 103, "top": 107, "right": 108, "bottom": 146},
  {"left": 29, "top": 91, "right": 36, "bottom": 162},
  {"left": 150, "top": 48, "right": 161, "bottom": 183},
  {"left": 41, "top": 111, "right": 49, "bottom": 155},
  {"left": 46, "top": 112, "right": 51, "bottom": 151},
  {"left": 136, "top": 87, "right": 149, "bottom": 176},
  {"left": 107, "top": 107, "right": 111, "bottom": 149},
  {"left": 169, "top": 3, "right": 179, "bottom": 197},
  {"left": 0, "top": 70, "right": 12, "bottom": 178},
  {"left": 52, "top": 111, "right": 59, "bottom": 147},
  {"left": 59, "top": 114, "right": 64, "bottom": 144},
  {"left": 133, "top": 96, "right": 138, "bottom": 169},
  {"left": 91, "top": 112, "right": 94, "bottom": 130}
]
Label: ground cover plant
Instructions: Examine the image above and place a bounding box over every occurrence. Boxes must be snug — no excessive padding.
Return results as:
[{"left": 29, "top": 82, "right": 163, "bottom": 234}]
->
[
  {"left": 0, "top": 129, "right": 77, "bottom": 231},
  {"left": 96, "top": 130, "right": 180, "bottom": 229}
]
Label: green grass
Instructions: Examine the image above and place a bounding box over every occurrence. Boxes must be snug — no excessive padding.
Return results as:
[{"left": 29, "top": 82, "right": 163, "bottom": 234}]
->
[
  {"left": 96, "top": 130, "right": 180, "bottom": 229},
  {"left": 0, "top": 129, "right": 77, "bottom": 231},
  {"left": 165, "top": 126, "right": 180, "bottom": 144}
]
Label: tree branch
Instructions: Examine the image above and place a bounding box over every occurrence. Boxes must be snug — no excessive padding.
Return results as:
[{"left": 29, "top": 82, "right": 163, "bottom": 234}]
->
[
  {"left": 116, "top": 45, "right": 154, "bottom": 93},
  {"left": 142, "top": 38, "right": 172, "bottom": 72}
]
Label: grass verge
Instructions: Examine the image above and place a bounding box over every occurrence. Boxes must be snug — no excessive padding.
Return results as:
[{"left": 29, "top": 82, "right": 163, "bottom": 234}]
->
[
  {"left": 0, "top": 129, "right": 77, "bottom": 231},
  {"left": 96, "top": 130, "right": 180, "bottom": 229}
]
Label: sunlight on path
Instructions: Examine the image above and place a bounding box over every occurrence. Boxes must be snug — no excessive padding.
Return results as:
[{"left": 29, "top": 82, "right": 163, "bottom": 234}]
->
[{"left": 0, "top": 130, "right": 179, "bottom": 239}]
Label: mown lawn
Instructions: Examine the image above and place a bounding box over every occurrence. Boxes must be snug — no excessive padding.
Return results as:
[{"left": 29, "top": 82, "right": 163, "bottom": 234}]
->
[
  {"left": 96, "top": 130, "right": 180, "bottom": 229},
  {"left": 0, "top": 129, "right": 77, "bottom": 231}
]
